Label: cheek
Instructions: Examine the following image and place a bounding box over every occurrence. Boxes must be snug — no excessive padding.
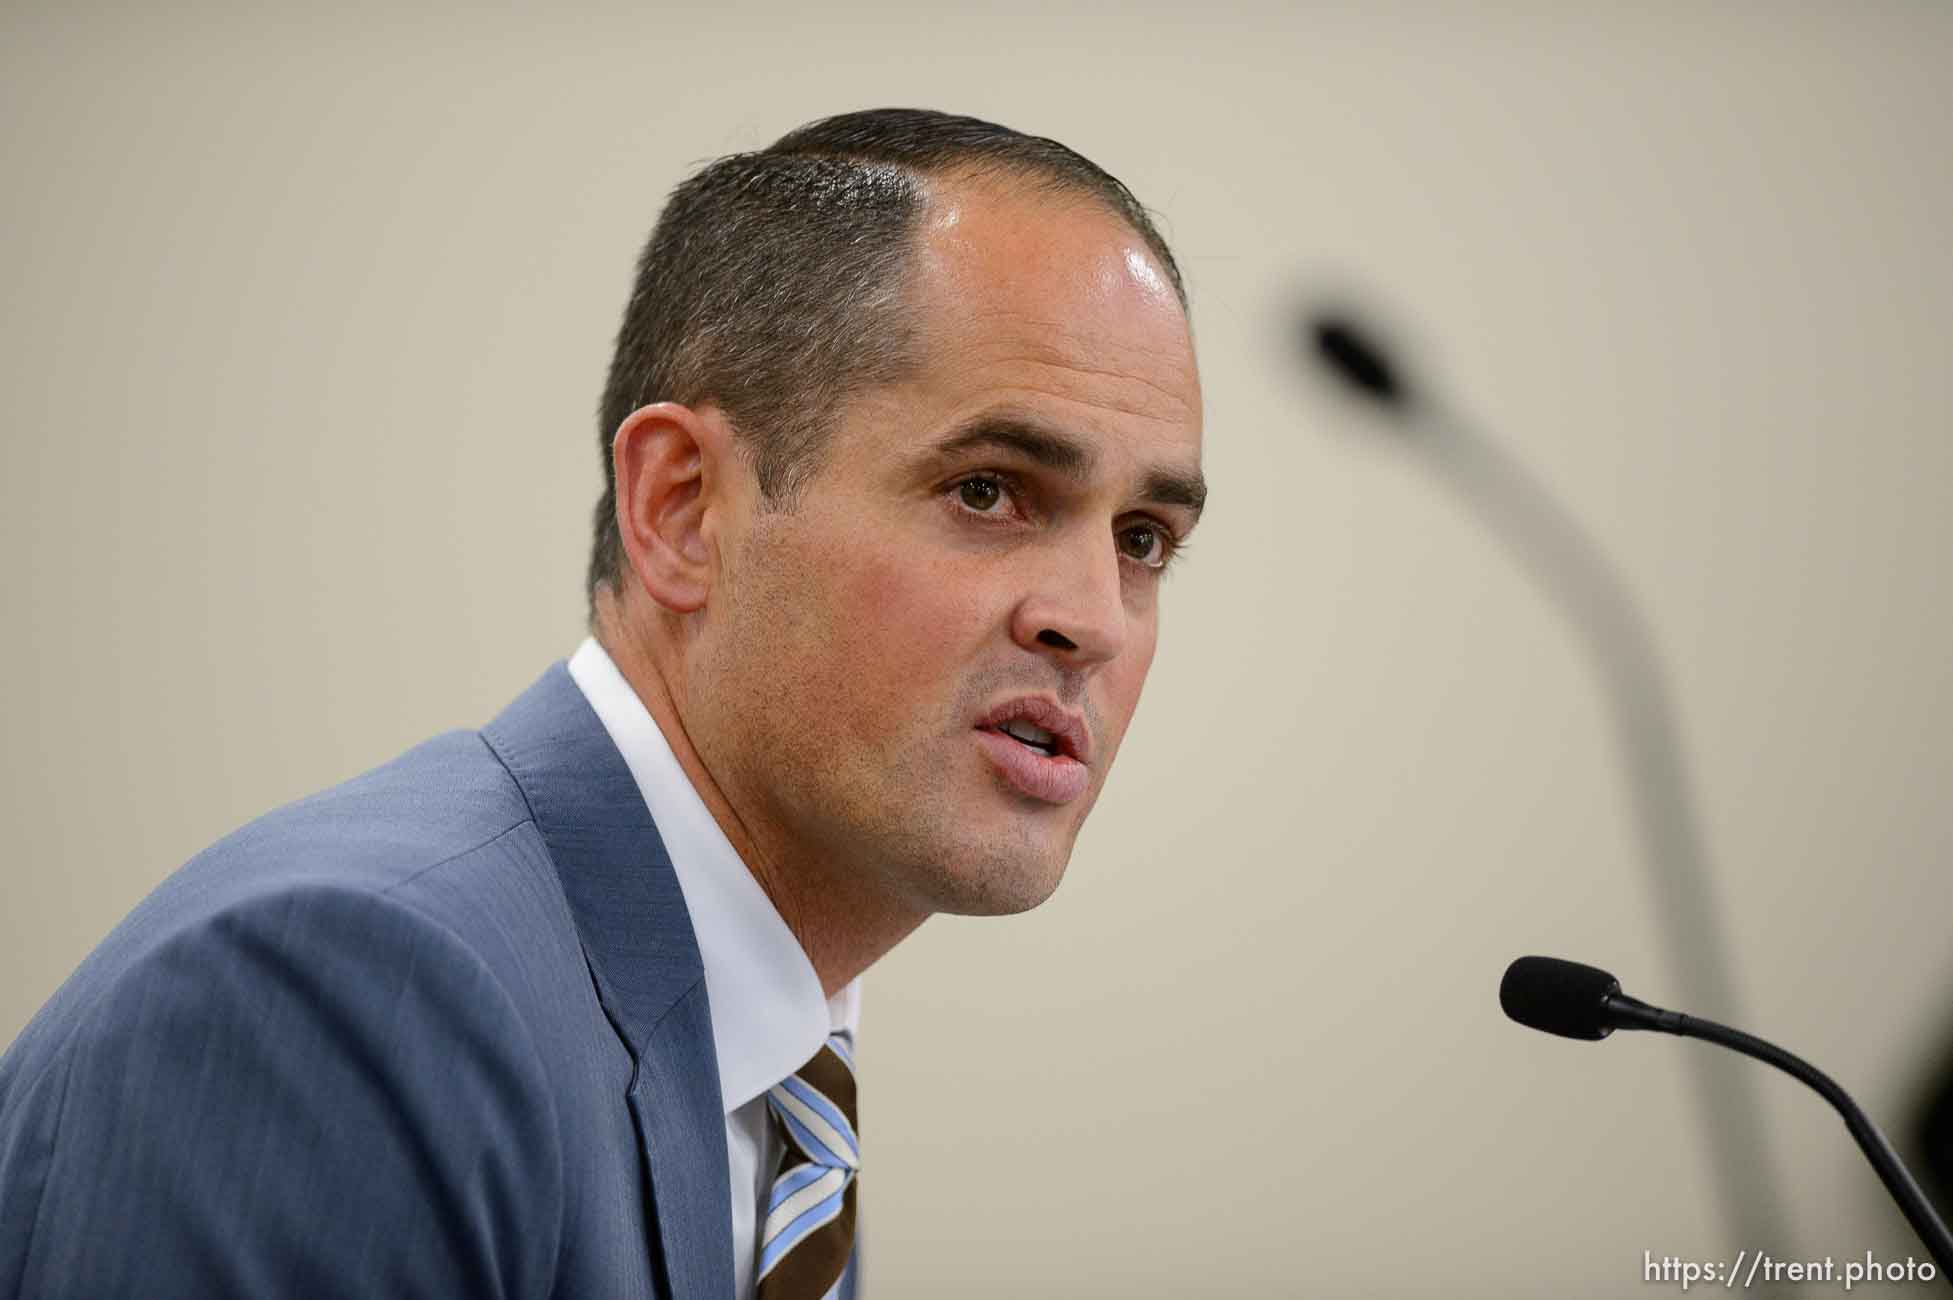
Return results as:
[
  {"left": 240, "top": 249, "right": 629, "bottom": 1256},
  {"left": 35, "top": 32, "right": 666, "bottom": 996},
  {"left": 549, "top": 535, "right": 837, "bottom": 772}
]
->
[
  {"left": 793, "top": 532, "right": 985, "bottom": 717},
  {"left": 840, "top": 551, "right": 974, "bottom": 665}
]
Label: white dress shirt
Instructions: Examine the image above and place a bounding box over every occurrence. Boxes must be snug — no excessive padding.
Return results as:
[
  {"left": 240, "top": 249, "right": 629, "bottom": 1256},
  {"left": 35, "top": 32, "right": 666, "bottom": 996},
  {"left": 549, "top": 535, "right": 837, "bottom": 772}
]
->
[{"left": 568, "top": 638, "right": 860, "bottom": 1299}]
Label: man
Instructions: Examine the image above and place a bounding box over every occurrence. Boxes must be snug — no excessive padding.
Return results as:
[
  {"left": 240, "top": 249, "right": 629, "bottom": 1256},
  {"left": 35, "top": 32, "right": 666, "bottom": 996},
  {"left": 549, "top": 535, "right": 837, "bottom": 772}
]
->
[{"left": 0, "top": 108, "right": 1205, "bottom": 1298}]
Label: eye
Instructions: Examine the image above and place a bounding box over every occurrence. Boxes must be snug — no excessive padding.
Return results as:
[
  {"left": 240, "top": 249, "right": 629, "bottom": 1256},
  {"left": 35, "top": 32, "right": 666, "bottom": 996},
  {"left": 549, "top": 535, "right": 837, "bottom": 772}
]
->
[
  {"left": 955, "top": 475, "right": 1005, "bottom": 512},
  {"left": 1117, "top": 521, "right": 1173, "bottom": 569}
]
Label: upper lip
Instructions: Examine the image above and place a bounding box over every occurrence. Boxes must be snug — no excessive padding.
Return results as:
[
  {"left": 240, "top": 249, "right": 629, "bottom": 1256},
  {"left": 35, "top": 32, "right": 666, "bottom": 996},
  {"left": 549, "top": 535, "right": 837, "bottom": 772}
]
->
[{"left": 977, "top": 697, "right": 1092, "bottom": 766}]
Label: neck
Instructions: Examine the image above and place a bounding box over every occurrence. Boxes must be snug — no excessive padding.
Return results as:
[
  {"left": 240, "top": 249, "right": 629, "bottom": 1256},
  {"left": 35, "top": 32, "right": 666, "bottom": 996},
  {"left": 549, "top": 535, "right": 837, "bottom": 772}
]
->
[{"left": 593, "top": 596, "right": 926, "bottom": 996}]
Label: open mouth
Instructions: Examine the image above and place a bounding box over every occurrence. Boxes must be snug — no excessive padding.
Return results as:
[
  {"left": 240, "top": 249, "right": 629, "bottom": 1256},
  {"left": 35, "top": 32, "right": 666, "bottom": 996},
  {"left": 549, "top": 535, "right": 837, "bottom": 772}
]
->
[
  {"left": 973, "top": 711, "right": 1090, "bottom": 804},
  {"left": 989, "top": 719, "right": 1060, "bottom": 758}
]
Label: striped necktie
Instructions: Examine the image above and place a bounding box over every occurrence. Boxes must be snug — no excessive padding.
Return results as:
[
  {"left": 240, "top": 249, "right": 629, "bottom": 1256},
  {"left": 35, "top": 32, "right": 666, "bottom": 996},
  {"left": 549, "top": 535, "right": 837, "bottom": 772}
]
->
[{"left": 757, "top": 1031, "right": 858, "bottom": 1300}]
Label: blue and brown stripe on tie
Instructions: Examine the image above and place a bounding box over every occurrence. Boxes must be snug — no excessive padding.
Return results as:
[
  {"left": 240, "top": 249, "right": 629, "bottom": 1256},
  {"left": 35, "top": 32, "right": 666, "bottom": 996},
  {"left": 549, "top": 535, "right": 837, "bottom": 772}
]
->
[{"left": 758, "top": 1031, "right": 858, "bottom": 1300}]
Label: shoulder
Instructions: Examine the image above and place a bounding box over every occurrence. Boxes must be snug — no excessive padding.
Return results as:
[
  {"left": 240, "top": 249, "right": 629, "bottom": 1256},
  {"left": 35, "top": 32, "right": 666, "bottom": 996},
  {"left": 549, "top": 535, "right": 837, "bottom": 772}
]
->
[
  {"left": 23, "top": 875, "right": 554, "bottom": 1105},
  {"left": 10, "top": 728, "right": 541, "bottom": 1048},
  {"left": 12, "top": 718, "right": 611, "bottom": 1082},
  {"left": 200, "top": 726, "right": 540, "bottom": 897},
  {"left": 0, "top": 775, "right": 571, "bottom": 1296}
]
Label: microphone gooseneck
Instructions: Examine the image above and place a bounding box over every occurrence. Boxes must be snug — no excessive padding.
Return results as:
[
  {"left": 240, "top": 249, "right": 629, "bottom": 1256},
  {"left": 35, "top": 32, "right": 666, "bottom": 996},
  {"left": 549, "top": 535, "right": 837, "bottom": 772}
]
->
[
  {"left": 1304, "top": 305, "right": 1788, "bottom": 1250},
  {"left": 1503, "top": 956, "right": 1953, "bottom": 1278}
]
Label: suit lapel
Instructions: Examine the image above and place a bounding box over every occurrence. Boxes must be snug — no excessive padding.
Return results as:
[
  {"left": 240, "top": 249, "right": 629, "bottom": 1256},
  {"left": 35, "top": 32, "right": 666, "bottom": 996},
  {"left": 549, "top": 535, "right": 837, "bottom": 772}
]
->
[
  {"left": 633, "top": 979, "right": 736, "bottom": 1300},
  {"left": 482, "top": 663, "right": 734, "bottom": 1300}
]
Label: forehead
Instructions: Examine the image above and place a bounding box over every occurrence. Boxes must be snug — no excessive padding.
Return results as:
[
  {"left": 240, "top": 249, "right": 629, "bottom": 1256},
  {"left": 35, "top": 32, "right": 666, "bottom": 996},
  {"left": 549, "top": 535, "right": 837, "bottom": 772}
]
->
[{"left": 853, "top": 176, "right": 1203, "bottom": 475}]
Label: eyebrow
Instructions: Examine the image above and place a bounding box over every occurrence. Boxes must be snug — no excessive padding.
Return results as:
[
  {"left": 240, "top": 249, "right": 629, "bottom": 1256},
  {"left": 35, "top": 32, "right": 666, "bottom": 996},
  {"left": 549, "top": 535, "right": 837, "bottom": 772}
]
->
[{"left": 917, "top": 417, "right": 1207, "bottom": 519}]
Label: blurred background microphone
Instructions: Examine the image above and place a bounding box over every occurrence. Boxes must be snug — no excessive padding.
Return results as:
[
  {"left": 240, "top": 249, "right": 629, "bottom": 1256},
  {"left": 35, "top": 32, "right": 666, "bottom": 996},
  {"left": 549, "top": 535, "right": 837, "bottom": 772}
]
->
[{"left": 1304, "top": 308, "right": 1792, "bottom": 1254}]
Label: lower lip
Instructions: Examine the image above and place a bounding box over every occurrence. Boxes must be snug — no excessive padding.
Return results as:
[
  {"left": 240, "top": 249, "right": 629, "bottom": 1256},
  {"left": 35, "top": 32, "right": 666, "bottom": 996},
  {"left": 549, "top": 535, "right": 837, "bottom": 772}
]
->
[{"left": 974, "top": 728, "right": 1091, "bottom": 805}]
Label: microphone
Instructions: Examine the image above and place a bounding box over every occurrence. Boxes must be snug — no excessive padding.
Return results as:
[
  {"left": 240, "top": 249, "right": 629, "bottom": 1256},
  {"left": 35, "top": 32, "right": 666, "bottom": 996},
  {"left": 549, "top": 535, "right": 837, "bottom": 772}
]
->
[
  {"left": 1310, "top": 316, "right": 1413, "bottom": 410},
  {"left": 1499, "top": 955, "right": 1632, "bottom": 1040},
  {"left": 1503, "top": 955, "right": 1953, "bottom": 1277}
]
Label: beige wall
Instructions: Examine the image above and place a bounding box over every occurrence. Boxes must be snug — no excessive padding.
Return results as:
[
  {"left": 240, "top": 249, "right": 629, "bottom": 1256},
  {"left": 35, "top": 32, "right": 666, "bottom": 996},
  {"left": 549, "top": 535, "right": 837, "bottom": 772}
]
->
[{"left": 5, "top": 2, "right": 1951, "bottom": 1293}]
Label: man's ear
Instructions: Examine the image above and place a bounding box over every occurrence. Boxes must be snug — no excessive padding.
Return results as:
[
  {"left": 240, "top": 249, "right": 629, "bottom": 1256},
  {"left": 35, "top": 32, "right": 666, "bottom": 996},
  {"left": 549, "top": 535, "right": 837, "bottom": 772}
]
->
[{"left": 611, "top": 401, "right": 742, "bottom": 615}]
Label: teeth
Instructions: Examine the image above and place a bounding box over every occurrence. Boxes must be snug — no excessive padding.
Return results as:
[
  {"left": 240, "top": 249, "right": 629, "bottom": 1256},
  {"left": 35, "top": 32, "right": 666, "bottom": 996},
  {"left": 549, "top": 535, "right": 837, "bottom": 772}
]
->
[{"left": 999, "top": 719, "right": 1057, "bottom": 748}]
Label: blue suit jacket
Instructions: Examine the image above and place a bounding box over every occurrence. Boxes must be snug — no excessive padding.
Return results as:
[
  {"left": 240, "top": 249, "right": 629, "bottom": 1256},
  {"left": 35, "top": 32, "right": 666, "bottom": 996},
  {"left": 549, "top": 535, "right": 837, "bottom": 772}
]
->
[{"left": 0, "top": 664, "right": 758, "bottom": 1298}]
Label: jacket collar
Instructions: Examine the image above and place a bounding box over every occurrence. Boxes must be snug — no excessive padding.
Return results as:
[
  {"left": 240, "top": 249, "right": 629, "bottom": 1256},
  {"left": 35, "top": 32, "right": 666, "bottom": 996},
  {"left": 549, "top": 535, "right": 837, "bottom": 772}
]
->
[
  {"left": 482, "top": 661, "right": 706, "bottom": 1050},
  {"left": 481, "top": 661, "right": 733, "bottom": 1300}
]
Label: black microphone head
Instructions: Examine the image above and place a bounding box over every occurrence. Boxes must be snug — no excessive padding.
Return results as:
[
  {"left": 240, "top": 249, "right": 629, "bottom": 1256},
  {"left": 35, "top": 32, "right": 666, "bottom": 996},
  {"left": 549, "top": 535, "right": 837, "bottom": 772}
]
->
[
  {"left": 1500, "top": 956, "right": 1622, "bottom": 1041},
  {"left": 1307, "top": 313, "right": 1413, "bottom": 410}
]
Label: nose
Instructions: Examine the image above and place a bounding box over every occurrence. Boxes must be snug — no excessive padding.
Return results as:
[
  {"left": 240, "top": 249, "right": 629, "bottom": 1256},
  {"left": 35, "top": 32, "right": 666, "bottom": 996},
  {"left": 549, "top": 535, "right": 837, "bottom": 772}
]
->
[{"left": 1009, "top": 527, "right": 1128, "bottom": 669}]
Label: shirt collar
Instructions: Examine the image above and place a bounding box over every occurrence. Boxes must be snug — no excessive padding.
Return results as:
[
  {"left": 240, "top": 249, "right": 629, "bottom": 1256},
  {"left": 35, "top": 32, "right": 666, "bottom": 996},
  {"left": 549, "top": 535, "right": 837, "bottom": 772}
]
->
[{"left": 567, "top": 637, "right": 858, "bottom": 1113}]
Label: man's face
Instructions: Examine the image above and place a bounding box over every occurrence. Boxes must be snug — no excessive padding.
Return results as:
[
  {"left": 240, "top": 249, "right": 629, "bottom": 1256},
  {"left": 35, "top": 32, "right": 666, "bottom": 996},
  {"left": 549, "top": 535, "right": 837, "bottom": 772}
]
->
[{"left": 691, "top": 179, "right": 1204, "bottom": 918}]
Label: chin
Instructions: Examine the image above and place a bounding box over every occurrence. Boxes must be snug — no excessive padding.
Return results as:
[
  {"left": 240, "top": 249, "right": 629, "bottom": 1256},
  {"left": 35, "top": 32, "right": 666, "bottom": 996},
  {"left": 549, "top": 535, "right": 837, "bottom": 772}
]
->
[
  {"left": 916, "top": 842, "right": 1071, "bottom": 917},
  {"left": 866, "top": 760, "right": 1094, "bottom": 916}
]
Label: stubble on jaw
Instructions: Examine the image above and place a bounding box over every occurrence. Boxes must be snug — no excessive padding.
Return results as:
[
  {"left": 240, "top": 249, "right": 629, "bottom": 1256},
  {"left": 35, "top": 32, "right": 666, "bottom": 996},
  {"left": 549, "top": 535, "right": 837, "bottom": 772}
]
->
[{"left": 689, "top": 496, "right": 1097, "bottom": 930}]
